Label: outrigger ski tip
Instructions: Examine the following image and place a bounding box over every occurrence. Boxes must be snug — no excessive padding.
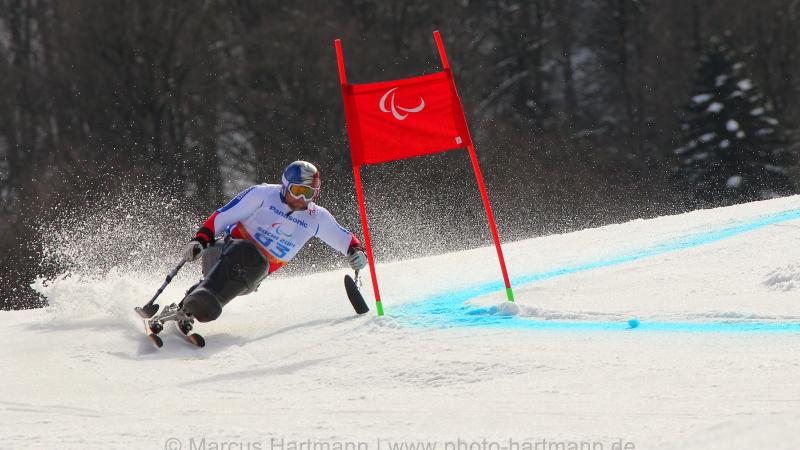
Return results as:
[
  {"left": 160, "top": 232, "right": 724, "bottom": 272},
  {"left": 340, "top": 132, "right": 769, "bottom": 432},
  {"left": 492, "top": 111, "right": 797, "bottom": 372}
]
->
[
  {"left": 135, "top": 303, "right": 159, "bottom": 319},
  {"left": 345, "top": 272, "right": 369, "bottom": 315}
]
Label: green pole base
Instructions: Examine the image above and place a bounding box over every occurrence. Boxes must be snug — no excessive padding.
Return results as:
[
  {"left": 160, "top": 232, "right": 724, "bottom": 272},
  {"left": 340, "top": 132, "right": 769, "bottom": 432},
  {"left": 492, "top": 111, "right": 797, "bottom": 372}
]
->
[
  {"left": 376, "top": 301, "right": 385, "bottom": 316},
  {"left": 506, "top": 287, "right": 515, "bottom": 302}
]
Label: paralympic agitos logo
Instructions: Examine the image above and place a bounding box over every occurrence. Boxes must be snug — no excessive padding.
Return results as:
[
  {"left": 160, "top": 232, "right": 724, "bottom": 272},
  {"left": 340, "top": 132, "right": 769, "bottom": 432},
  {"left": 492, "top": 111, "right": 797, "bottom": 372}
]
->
[
  {"left": 271, "top": 223, "right": 293, "bottom": 238},
  {"left": 379, "top": 87, "right": 425, "bottom": 121}
]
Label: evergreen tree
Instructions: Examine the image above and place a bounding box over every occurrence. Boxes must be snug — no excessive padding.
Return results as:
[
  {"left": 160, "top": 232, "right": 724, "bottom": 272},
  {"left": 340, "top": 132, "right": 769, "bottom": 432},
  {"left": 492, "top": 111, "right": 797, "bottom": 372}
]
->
[{"left": 675, "top": 36, "right": 796, "bottom": 204}]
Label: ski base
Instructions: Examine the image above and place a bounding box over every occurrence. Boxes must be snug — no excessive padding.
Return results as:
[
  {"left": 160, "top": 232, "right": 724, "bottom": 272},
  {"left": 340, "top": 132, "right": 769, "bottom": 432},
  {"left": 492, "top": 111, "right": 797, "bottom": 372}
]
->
[
  {"left": 174, "top": 321, "right": 205, "bottom": 347},
  {"left": 147, "top": 333, "right": 164, "bottom": 348},
  {"left": 186, "top": 333, "right": 206, "bottom": 347},
  {"left": 142, "top": 318, "right": 205, "bottom": 349},
  {"left": 140, "top": 303, "right": 205, "bottom": 349}
]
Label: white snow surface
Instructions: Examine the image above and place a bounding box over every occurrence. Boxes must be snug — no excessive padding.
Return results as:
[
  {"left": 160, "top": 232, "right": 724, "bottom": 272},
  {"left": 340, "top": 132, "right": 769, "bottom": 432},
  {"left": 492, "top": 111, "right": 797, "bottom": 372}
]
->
[{"left": 4, "top": 197, "right": 800, "bottom": 449}]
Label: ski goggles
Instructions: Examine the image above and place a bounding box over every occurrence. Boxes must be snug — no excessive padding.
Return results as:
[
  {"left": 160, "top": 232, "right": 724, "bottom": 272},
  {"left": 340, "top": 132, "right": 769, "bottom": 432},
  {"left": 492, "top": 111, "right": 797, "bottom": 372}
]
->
[{"left": 287, "top": 183, "right": 319, "bottom": 201}]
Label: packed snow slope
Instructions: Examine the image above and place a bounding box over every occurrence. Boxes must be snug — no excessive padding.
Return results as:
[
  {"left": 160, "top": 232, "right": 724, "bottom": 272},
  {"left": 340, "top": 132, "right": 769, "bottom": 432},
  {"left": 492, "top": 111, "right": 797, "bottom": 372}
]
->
[{"left": 3, "top": 196, "right": 800, "bottom": 450}]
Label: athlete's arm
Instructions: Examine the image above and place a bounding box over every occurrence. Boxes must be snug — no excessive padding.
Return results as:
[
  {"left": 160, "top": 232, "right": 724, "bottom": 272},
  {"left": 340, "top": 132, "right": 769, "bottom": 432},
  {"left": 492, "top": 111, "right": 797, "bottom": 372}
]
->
[
  {"left": 194, "top": 186, "right": 265, "bottom": 245},
  {"left": 314, "top": 208, "right": 362, "bottom": 255}
]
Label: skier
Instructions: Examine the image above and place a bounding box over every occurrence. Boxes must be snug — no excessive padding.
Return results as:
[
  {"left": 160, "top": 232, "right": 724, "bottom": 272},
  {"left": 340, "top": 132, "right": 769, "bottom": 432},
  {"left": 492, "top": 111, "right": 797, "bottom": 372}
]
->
[{"left": 151, "top": 161, "right": 368, "bottom": 335}]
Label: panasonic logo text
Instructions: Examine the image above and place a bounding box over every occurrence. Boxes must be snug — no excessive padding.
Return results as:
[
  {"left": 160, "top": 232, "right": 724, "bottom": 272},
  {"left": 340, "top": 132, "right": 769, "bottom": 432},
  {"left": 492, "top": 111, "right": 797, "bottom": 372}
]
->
[{"left": 270, "top": 205, "right": 309, "bottom": 228}]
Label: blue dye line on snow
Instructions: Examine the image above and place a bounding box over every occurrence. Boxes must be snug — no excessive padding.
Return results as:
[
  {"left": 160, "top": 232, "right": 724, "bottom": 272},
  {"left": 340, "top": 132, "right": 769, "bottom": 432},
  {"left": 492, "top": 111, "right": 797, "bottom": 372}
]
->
[{"left": 393, "top": 208, "right": 800, "bottom": 333}]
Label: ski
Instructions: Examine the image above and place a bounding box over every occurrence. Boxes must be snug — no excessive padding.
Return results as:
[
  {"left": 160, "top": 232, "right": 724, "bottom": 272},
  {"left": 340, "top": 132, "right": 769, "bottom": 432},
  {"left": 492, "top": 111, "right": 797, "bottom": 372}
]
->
[
  {"left": 143, "top": 318, "right": 164, "bottom": 348},
  {"left": 140, "top": 303, "right": 205, "bottom": 349},
  {"left": 173, "top": 320, "right": 206, "bottom": 348}
]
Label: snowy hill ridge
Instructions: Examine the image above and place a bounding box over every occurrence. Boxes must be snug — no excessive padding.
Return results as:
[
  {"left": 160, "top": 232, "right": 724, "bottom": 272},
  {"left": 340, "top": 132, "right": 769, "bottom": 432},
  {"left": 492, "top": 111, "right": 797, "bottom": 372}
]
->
[
  {"left": 393, "top": 204, "right": 800, "bottom": 333},
  {"left": 3, "top": 197, "right": 800, "bottom": 449}
]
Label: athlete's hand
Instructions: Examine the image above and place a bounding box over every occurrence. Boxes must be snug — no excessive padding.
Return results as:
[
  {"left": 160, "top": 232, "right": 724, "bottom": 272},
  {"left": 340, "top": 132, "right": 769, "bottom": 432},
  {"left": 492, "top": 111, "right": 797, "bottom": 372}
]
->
[
  {"left": 182, "top": 239, "right": 205, "bottom": 262},
  {"left": 347, "top": 247, "right": 367, "bottom": 271}
]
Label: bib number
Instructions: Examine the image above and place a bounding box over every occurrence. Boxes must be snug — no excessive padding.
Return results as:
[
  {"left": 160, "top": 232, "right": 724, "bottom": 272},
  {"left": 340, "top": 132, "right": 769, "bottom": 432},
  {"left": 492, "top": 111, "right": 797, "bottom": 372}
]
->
[{"left": 254, "top": 232, "right": 291, "bottom": 259}]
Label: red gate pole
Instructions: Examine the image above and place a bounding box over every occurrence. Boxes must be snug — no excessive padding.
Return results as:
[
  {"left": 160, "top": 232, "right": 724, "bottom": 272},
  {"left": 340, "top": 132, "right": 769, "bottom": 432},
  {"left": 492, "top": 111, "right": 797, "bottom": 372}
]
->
[
  {"left": 433, "top": 31, "right": 515, "bottom": 302},
  {"left": 336, "top": 39, "right": 385, "bottom": 315},
  {"left": 352, "top": 165, "right": 384, "bottom": 315},
  {"left": 466, "top": 144, "right": 514, "bottom": 302}
]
